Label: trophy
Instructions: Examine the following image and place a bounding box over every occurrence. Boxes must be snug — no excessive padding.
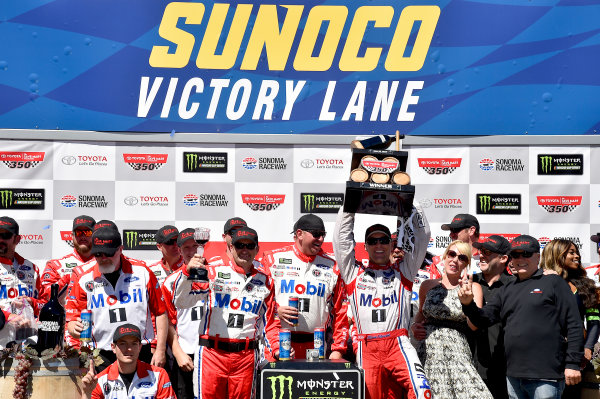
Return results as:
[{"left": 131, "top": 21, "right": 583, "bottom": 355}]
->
[
  {"left": 188, "top": 227, "right": 210, "bottom": 281},
  {"left": 344, "top": 131, "right": 415, "bottom": 217}
]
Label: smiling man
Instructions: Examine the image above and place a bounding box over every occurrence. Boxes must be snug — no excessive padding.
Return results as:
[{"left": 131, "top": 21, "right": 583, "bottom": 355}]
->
[{"left": 261, "top": 214, "right": 348, "bottom": 359}]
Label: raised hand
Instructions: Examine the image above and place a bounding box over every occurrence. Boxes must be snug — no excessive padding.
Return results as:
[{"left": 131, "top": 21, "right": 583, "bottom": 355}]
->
[{"left": 458, "top": 272, "right": 474, "bottom": 305}]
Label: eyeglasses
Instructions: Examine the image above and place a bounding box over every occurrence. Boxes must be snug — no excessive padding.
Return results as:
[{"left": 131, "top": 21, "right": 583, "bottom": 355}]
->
[
  {"left": 0, "top": 231, "right": 14, "bottom": 240},
  {"left": 74, "top": 229, "right": 92, "bottom": 237},
  {"left": 447, "top": 250, "right": 469, "bottom": 263},
  {"left": 511, "top": 251, "right": 535, "bottom": 259},
  {"left": 305, "top": 230, "right": 326, "bottom": 239},
  {"left": 162, "top": 239, "right": 177, "bottom": 246},
  {"left": 366, "top": 236, "right": 391, "bottom": 245},
  {"left": 233, "top": 242, "right": 257, "bottom": 250}
]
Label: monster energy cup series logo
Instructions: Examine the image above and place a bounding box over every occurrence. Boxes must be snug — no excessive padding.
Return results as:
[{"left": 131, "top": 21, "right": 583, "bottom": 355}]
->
[
  {"left": 0, "top": 190, "right": 13, "bottom": 208},
  {"left": 479, "top": 195, "right": 491, "bottom": 213},
  {"left": 267, "top": 375, "right": 293, "bottom": 399},
  {"left": 540, "top": 156, "right": 553, "bottom": 174},
  {"left": 186, "top": 153, "right": 198, "bottom": 170},
  {"left": 125, "top": 231, "right": 138, "bottom": 249},
  {"left": 183, "top": 152, "right": 228, "bottom": 173},
  {"left": 303, "top": 194, "right": 315, "bottom": 212}
]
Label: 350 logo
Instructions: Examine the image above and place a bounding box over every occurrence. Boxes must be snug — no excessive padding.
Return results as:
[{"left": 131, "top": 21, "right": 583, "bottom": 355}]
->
[
  {"left": 0, "top": 152, "right": 45, "bottom": 169},
  {"left": 123, "top": 154, "right": 168, "bottom": 171},
  {"left": 417, "top": 158, "right": 461, "bottom": 175},
  {"left": 241, "top": 194, "right": 285, "bottom": 211},
  {"left": 537, "top": 196, "right": 582, "bottom": 213}
]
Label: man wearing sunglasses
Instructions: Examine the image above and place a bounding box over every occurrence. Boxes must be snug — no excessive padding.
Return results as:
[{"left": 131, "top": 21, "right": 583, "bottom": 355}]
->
[
  {"left": 208, "top": 217, "right": 247, "bottom": 266},
  {"left": 459, "top": 235, "right": 584, "bottom": 398},
  {"left": 66, "top": 226, "right": 168, "bottom": 372},
  {"left": 148, "top": 225, "right": 184, "bottom": 285},
  {"left": 261, "top": 214, "right": 348, "bottom": 359},
  {"left": 471, "top": 235, "right": 514, "bottom": 399},
  {"left": 0, "top": 216, "right": 44, "bottom": 329},
  {"left": 333, "top": 207, "right": 432, "bottom": 399},
  {"left": 174, "top": 227, "right": 281, "bottom": 399}
]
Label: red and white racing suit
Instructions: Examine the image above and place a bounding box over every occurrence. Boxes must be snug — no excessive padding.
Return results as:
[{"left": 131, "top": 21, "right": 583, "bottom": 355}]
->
[
  {"left": 261, "top": 245, "right": 348, "bottom": 358},
  {"left": 173, "top": 257, "right": 280, "bottom": 399},
  {"left": 42, "top": 250, "right": 93, "bottom": 304},
  {"left": 333, "top": 208, "right": 432, "bottom": 399},
  {"left": 65, "top": 256, "right": 165, "bottom": 350},
  {"left": 0, "top": 253, "right": 43, "bottom": 314},
  {"left": 92, "top": 360, "right": 176, "bottom": 399}
]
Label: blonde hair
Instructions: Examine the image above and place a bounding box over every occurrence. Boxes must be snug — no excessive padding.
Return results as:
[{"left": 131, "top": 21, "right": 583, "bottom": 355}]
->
[{"left": 443, "top": 240, "right": 472, "bottom": 271}]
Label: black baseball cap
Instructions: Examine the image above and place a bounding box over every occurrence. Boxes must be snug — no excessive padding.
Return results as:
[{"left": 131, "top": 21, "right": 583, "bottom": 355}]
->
[
  {"left": 156, "top": 225, "right": 179, "bottom": 244},
  {"left": 365, "top": 224, "right": 392, "bottom": 242},
  {"left": 177, "top": 228, "right": 195, "bottom": 247},
  {"left": 510, "top": 235, "right": 540, "bottom": 254},
  {"left": 473, "top": 235, "right": 511, "bottom": 255},
  {"left": 591, "top": 234, "right": 600, "bottom": 243},
  {"left": 231, "top": 227, "right": 259, "bottom": 245},
  {"left": 223, "top": 217, "right": 247, "bottom": 234},
  {"left": 73, "top": 215, "right": 95, "bottom": 231},
  {"left": 92, "top": 228, "right": 122, "bottom": 256},
  {"left": 93, "top": 220, "right": 118, "bottom": 232},
  {"left": 0, "top": 216, "right": 18, "bottom": 236},
  {"left": 292, "top": 214, "right": 325, "bottom": 233},
  {"left": 113, "top": 323, "right": 141, "bottom": 343},
  {"left": 441, "top": 214, "right": 480, "bottom": 231}
]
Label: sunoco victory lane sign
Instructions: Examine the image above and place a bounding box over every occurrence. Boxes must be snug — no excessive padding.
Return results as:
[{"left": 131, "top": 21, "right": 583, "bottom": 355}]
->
[{"left": 0, "top": 0, "right": 598, "bottom": 135}]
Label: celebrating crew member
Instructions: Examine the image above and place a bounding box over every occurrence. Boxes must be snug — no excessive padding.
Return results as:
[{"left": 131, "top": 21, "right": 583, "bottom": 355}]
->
[
  {"left": 80, "top": 323, "right": 175, "bottom": 399},
  {"left": 66, "top": 227, "right": 167, "bottom": 371},
  {"left": 261, "top": 214, "right": 348, "bottom": 359},
  {"left": 0, "top": 216, "right": 44, "bottom": 317},
  {"left": 208, "top": 217, "right": 247, "bottom": 265},
  {"left": 459, "top": 235, "right": 584, "bottom": 397},
  {"left": 148, "top": 225, "right": 184, "bottom": 285},
  {"left": 42, "top": 215, "right": 95, "bottom": 304},
  {"left": 161, "top": 228, "right": 206, "bottom": 398},
  {"left": 174, "top": 227, "right": 280, "bottom": 399},
  {"left": 333, "top": 207, "right": 432, "bottom": 399}
]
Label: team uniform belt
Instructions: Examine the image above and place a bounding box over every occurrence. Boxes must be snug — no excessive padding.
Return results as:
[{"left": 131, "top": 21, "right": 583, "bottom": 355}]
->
[
  {"left": 291, "top": 332, "right": 314, "bottom": 343},
  {"left": 198, "top": 336, "right": 258, "bottom": 352},
  {"left": 355, "top": 328, "right": 408, "bottom": 342}
]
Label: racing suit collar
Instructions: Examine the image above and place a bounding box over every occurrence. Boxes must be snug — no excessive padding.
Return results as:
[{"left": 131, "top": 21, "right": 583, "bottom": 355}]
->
[
  {"left": 92, "top": 255, "right": 131, "bottom": 279},
  {"left": 292, "top": 243, "right": 318, "bottom": 263},
  {"left": 0, "top": 252, "right": 24, "bottom": 266},
  {"left": 366, "top": 260, "right": 393, "bottom": 270},
  {"left": 224, "top": 254, "right": 257, "bottom": 276},
  {"left": 73, "top": 250, "right": 93, "bottom": 263},
  {"left": 107, "top": 359, "right": 151, "bottom": 380},
  {"left": 159, "top": 255, "right": 185, "bottom": 272}
]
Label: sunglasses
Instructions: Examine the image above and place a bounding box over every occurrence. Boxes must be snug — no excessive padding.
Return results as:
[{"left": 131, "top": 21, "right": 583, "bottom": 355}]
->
[
  {"left": 480, "top": 248, "right": 499, "bottom": 257},
  {"left": 233, "top": 242, "right": 257, "bottom": 250},
  {"left": 93, "top": 252, "right": 115, "bottom": 258},
  {"left": 366, "top": 236, "right": 391, "bottom": 245},
  {"left": 305, "top": 230, "right": 326, "bottom": 239},
  {"left": 74, "top": 229, "right": 93, "bottom": 237},
  {"left": 0, "top": 231, "right": 14, "bottom": 240},
  {"left": 162, "top": 239, "right": 177, "bottom": 246},
  {"left": 447, "top": 250, "right": 469, "bottom": 263},
  {"left": 511, "top": 251, "right": 534, "bottom": 259}
]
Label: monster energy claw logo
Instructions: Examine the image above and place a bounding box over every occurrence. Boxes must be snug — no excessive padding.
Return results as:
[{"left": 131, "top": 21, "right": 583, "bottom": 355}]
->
[
  {"left": 0, "top": 190, "right": 13, "bottom": 208},
  {"left": 186, "top": 153, "right": 198, "bottom": 170},
  {"left": 125, "top": 231, "right": 138, "bottom": 249},
  {"left": 267, "top": 375, "right": 293, "bottom": 399},
  {"left": 303, "top": 194, "right": 315, "bottom": 211},
  {"left": 479, "top": 195, "right": 491, "bottom": 213},
  {"left": 540, "top": 156, "right": 553, "bottom": 174}
]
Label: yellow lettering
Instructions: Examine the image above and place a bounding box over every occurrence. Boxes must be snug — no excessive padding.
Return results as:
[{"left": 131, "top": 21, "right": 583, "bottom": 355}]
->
[
  {"left": 241, "top": 5, "right": 304, "bottom": 71},
  {"left": 196, "top": 4, "right": 253, "bottom": 69},
  {"left": 149, "top": 2, "right": 205, "bottom": 68},
  {"left": 339, "top": 6, "right": 393, "bottom": 72},
  {"left": 293, "top": 6, "right": 347, "bottom": 71},
  {"left": 385, "top": 6, "right": 440, "bottom": 71}
]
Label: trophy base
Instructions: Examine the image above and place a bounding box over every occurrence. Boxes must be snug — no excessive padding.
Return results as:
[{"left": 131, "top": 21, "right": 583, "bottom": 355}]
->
[{"left": 343, "top": 181, "right": 415, "bottom": 217}]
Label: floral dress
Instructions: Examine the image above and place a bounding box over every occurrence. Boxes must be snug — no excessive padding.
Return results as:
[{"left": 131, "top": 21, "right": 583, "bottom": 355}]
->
[{"left": 418, "top": 284, "right": 493, "bottom": 399}]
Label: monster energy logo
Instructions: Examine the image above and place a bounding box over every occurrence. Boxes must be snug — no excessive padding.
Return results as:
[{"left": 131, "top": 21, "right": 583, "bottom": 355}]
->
[
  {"left": 267, "top": 375, "right": 293, "bottom": 399},
  {"left": 125, "top": 231, "right": 138, "bottom": 249},
  {"left": 303, "top": 194, "right": 315, "bottom": 211},
  {"left": 479, "top": 195, "right": 491, "bottom": 213},
  {"left": 0, "top": 190, "right": 13, "bottom": 208},
  {"left": 186, "top": 153, "right": 198, "bottom": 170},
  {"left": 540, "top": 156, "right": 553, "bottom": 173}
]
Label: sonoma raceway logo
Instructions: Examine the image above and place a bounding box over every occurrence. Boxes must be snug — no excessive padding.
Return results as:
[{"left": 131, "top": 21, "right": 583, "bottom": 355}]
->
[
  {"left": 537, "top": 196, "right": 582, "bottom": 212},
  {"left": 60, "top": 195, "right": 108, "bottom": 208},
  {"left": 123, "top": 153, "right": 168, "bottom": 171},
  {"left": 417, "top": 158, "right": 461, "bottom": 174},
  {"left": 241, "top": 194, "right": 285, "bottom": 211},
  {"left": 479, "top": 158, "right": 524, "bottom": 172},
  {"left": 242, "top": 157, "right": 287, "bottom": 170},
  {"left": 183, "top": 194, "right": 228, "bottom": 207},
  {"left": 0, "top": 152, "right": 45, "bottom": 169},
  {"left": 61, "top": 155, "right": 108, "bottom": 166}
]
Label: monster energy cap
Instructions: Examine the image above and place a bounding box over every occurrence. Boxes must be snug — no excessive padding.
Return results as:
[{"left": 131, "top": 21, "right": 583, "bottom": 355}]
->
[
  {"left": 292, "top": 214, "right": 325, "bottom": 233},
  {"left": 473, "top": 235, "right": 511, "bottom": 255},
  {"left": 156, "top": 225, "right": 179, "bottom": 244},
  {"left": 223, "top": 217, "right": 247, "bottom": 234},
  {"left": 441, "top": 214, "right": 480, "bottom": 231},
  {"left": 177, "top": 228, "right": 195, "bottom": 246},
  {"left": 0, "top": 216, "right": 19, "bottom": 236},
  {"left": 73, "top": 215, "right": 95, "bottom": 231},
  {"left": 92, "top": 227, "right": 122, "bottom": 256}
]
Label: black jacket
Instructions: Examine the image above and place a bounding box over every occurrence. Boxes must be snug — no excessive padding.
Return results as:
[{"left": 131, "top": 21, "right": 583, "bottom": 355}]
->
[{"left": 463, "top": 269, "right": 583, "bottom": 380}]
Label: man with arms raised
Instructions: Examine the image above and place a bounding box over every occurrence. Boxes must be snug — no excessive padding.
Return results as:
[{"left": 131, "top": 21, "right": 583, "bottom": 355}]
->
[
  {"left": 262, "top": 214, "right": 347, "bottom": 359},
  {"left": 333, "top": 207, "right": 431, "bottom": 399}
]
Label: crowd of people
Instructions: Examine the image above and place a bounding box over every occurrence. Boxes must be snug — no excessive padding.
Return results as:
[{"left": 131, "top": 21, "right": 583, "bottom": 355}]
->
[{"left": 0, "top": 208, "right": 598, "bottom": 399}]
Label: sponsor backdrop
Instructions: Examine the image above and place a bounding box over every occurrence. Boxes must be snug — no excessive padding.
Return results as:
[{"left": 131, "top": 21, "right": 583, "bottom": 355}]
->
[
  {"left": 2, "top": 140, "right": 600, "bottom": 269},
  {"left": 0, "top": 1, "right": 598, "bottom": 135}
]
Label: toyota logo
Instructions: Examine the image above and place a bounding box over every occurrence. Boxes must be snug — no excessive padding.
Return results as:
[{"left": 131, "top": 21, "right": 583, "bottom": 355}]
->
[
  {"left": 418, "top": 198, "right": 433, "bottom": 208},
  {"left": 62, "top": 155, "right": 77, "bottom": 165},
  {"left": 123, "top": 196, "right": 139, "bottom": 206},
  {"left": 301, "top": 159, "right": 314, "bottom": 168}
]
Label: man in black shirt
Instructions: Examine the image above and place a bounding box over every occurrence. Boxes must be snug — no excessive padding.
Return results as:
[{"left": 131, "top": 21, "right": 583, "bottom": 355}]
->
[
  {"left": 459, "top": 235, "right": 583, "bottom": 399},
  {"left": 471, "top": 235, "right": 514, "bottom": 398}
]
